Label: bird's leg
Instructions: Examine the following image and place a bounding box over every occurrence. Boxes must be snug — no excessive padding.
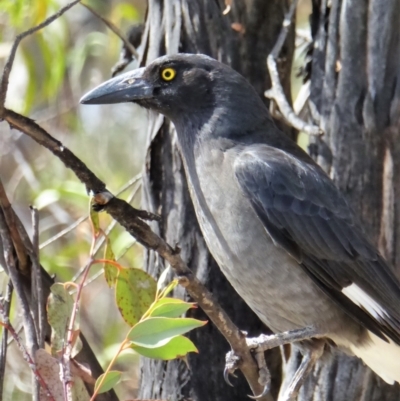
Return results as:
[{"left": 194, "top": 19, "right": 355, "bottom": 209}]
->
[
  {"left": 246, "top": 325, "right": 323, "bottom": 352},
  {"left": 224, "top": 326, "right": 325, "bottom": 398},
  {"left": 278, "top": 340, "right": 325, "bottom": 401},
  {"left": 244, "top": 325, "right": 324, "bottom": 399}
]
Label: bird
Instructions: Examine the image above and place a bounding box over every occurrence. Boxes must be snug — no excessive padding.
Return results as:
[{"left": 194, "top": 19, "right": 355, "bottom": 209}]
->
[{"left": 81, "top": 53, "right": 400, "bottom": 390}]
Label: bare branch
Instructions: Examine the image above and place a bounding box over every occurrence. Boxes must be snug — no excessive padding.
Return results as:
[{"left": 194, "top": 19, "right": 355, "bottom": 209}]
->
[
  {"left": 265, "top": 0, "right": 322, "bottom": 136},
  {"left": 0, "top": 300, "right": 54, "bottom": 401},
  {"left": 30, "top": 207, "right": 46, "bottom": 349},
  {"left": 0, "top": 182, "right": 38, "bottom": 353},
  {"left": 0, "top": 0, "right": 82, "bottom": 110},
  {"left": 0, "top": 281, "right": 13, "bottom": 397}
]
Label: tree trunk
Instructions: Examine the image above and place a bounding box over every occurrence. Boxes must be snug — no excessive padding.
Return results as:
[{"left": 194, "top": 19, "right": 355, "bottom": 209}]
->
[
  {"left": 138, "top": 0, "right": 400, "bottom": 400},
  {"left": 282, "top": 0, "right": 400, "bottom": 400},
  {"left": 138, "top": 1, "right": 294, "bottom": 400}
]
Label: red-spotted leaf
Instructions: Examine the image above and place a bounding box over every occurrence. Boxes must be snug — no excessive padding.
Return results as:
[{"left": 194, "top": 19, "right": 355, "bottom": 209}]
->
[
  {"left": 94, "top": 371, "right": 122, "bottom": 394},
  {"left": 132, "top": 335, "right": 198, "bottom": 360},
  {"left": 103, "top": 238, "right": 118, "bottom": 288},
  {"left": 115, "top": 268, "right": 157, "bottom": 326},
  {"left": 127, "top": 317, "right": 207, "bottom": 348}
]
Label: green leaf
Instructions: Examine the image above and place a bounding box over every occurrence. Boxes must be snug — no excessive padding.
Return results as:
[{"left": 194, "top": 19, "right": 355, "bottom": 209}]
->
[
  {"left": 127, "top": 317, "right": 207, "bottom": 348},
  {"left": 159, "top": 279, "right": 179, "bottom": 298},
  {"left": 132, "top": 335, "right": 198, "bottom": 360},
  {"left": 115, "top": 268, "right": 157, "bottom": 326},
  {"left": 47, "top": 283, "right": 81, "bottom": 356},
  {"left": 103, "top": 238, "right": 118, "bottom": 288},
  {"left": 149, "top": 300, "right": 196, "bottom": 318},
  {"left": 89, "top": 197, "right": 100, "bottom": 235},
  {"left": 94, "top": 371, "right": 121, "bottom": 394}
]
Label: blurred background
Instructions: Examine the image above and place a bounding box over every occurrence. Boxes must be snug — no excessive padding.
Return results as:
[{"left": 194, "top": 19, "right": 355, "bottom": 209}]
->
[{"left": 0, "top": 0, "right": 311, "bottom": 399}]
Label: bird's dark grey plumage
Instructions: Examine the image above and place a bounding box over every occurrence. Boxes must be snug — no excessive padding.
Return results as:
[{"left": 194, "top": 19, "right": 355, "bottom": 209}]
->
[{"left": 81, "top": 53, "right": 400, "bottom": 384}]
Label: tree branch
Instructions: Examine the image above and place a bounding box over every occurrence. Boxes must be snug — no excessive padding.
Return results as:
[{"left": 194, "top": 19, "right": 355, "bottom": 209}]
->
[{"left": 265, "top": 0, "right": 321, "bottom": 136}]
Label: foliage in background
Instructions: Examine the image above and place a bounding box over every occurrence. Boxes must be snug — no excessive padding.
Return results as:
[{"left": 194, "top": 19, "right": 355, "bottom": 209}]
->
[{"left": 0, "top": 1, "right": 148, "bottom": 400}]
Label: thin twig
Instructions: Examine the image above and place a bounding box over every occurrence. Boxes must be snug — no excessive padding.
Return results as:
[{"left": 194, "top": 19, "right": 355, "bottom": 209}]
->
[
  {"left": 72, "top": 179, "right": 141, "bottom": 283},
  {"left": 81, "top": 3, "right": 139, "bottom": 59},
  {"left": 63, "top": 239, "right": 96, "bottom": 400},
  {"left": 0, "top": 300, "right": 55, "bottom": 401},
  {"left": 0, "top": 177, "right": 29, "bottom": 273},
  {"left": 40, "top": 174, "right": 141, "bottom": 250},
  {"left": 30, "top": 207, "right": 46, "bottom": 348},
  {"left": 82, "top": 239, "right": 137, "bottom": 289},
  {"left": 0, "top": 189, "right": 38, "bottom": 355},
  {"left": 39, "top": 215, "right": 87, "bottom": 249},
  {"left": 0, "top": 0, "right": 82, "bottom": 110},
  {"left": 0, "top": 281, "right": 13, "bottom": 397},
  {"left": 265, "top": 0, "right": 321, "bottom": 136}
]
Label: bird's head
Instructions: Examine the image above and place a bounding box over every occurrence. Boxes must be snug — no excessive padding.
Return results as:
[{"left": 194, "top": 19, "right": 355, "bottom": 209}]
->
[{"left": 81, "top": 53, "right": 270, "bottom": 137}]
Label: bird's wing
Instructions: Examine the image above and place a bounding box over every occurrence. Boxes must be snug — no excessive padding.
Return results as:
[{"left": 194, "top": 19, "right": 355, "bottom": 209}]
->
[{"left": 234, "top": 144, "right": 400, "bottom": 344}]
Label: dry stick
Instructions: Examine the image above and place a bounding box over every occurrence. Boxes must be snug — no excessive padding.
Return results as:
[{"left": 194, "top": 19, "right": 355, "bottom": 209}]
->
[
  {"left": 1, "top": 112, "right": 270, "bottom": 400},
  {"left": 30, "top": 207, "right": 42, "bottom": 401},
  {"left": 0, "top": 209, "right": 40, "bottom": 401},
  {"left": 0, "top": 176, "right": 29, "bottom": 273},
  {"left": 40, "top": 215, "right": 87, "bottom": 249},
  {"left": 31, "top": 207, "right": 46, "bottom": 349},
  {"left": 81, "top": 3, "right": 139, "bottom": 59},
  {"left": 0, "top": 184, "right": 38, "bottom": 353},
  {"left": 62, "top": 239, "right": 97, "bottom": 401},
  {"left": 0, "top": 300, "right": 55, "bottom": 401},
  {"left": 0, "top": 0, "right": 82, "bottom": 109},
  {"left": 0, "top": 281, "right": 13, "bottom": 397},
  {"left": 264, "top": 0, "right": 321, "bottom": 136}
]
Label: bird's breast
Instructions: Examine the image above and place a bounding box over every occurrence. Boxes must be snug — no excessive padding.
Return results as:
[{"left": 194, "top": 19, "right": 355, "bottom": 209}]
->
[{"left": 183, "top": 143, "right": 355, "bottom": 335}]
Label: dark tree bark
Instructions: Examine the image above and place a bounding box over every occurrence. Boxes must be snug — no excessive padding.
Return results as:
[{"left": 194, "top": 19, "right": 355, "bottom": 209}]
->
[
  {"left": 137, "top": 0, "right": 400, "bottom": 400},
  {"left": 138, "top": 1, "right": 294, "bottom": 400},
  {"left": 283, "top": 0, "right": 400, "bottom": 400}
]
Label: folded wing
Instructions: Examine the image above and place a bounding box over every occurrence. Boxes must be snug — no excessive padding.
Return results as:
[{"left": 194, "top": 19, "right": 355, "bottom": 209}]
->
[{"left": 234, "top": 144, "right": 400, "bottom": 344}]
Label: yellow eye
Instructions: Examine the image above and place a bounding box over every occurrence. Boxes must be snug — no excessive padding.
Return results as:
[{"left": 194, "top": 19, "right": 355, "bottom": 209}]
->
[{"left": 161, "top": 68, "right": 176, "bottom": 81}]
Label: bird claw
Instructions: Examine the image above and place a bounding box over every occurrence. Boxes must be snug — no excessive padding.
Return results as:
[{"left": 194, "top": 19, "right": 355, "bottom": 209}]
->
[
  {"left": 223, "top": 366, "right": 237, "bottom": 387},
  {"left": 224, "top": 350, "right": 240, "bottom": 387},
  {"left": 248, "top": 382, "right": 270, "bottom": 400}
]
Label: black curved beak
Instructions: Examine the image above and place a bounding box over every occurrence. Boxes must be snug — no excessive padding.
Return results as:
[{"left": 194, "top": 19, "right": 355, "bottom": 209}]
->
[{"left": 80, "top": 67, "right": 153, "bottom": 105}]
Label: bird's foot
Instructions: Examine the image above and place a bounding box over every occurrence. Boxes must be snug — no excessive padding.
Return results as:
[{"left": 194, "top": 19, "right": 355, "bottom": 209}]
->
[
  {"left": 248, "top": 348, "right": 271, "bottom": 399},
  {"left": 245, "top": 325, "right": 323, "bottom": 400},
  {"left": 224, "top": 347, "right": 271, "bottom": 399},
  {"left": 224, "top": 326, "right": 324, "bottom": 400},
  {"left": 278, "top": 340, "right": 325, "bottom": 401},
  {"left": 224, "top": 350, "right": 240, "bottom": 386}
]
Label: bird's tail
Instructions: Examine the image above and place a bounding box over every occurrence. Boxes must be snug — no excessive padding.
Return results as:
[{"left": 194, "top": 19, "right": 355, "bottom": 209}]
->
[{"left": 350, "top": 332, "right": 400, "bottom": 384}]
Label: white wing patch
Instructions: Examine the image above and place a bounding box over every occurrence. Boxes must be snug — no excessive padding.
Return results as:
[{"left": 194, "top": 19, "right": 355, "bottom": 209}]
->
[{"left": 342, "top": 283, "right": 388, "bottom": 321}]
